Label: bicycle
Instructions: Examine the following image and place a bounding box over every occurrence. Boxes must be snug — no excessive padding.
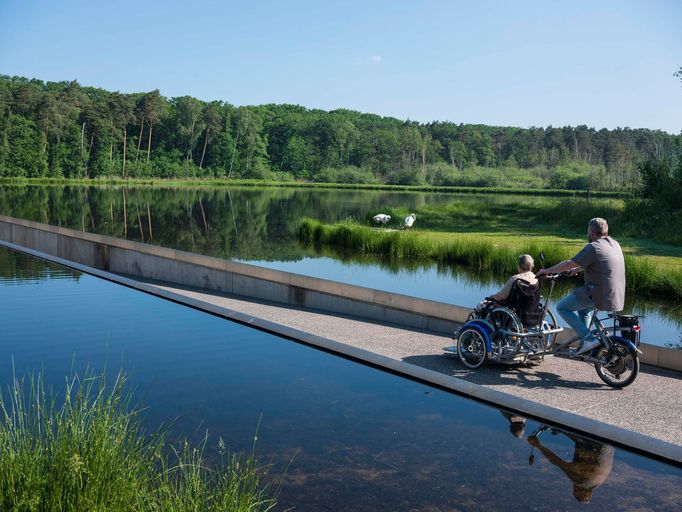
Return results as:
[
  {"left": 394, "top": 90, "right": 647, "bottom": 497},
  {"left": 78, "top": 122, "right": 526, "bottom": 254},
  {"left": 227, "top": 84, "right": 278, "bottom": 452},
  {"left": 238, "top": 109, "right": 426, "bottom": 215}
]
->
[{"left": 451, "top": 270, "right": 642, "bottom": 388}]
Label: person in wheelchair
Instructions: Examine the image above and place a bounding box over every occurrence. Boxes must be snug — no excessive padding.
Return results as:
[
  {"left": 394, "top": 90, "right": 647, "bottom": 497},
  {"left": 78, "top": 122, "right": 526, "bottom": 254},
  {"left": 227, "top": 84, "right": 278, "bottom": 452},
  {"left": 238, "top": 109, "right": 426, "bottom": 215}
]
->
[{"left": 474, "top": 254, "right": 539, "bottom": 326}]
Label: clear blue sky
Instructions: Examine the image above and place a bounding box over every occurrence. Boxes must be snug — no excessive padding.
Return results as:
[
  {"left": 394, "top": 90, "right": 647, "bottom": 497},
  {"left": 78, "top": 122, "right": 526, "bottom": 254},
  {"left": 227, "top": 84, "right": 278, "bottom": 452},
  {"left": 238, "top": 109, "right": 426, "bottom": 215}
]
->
[{"left": 1, "top": 0, "right": 680, "bottom": 133}]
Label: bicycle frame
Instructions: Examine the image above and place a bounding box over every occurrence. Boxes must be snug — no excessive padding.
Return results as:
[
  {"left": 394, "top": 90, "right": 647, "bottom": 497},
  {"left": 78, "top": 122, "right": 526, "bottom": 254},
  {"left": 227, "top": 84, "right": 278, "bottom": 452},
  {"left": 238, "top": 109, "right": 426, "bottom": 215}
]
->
[{"left": 532, "top": 310, "right": 613, "bottom": 360}]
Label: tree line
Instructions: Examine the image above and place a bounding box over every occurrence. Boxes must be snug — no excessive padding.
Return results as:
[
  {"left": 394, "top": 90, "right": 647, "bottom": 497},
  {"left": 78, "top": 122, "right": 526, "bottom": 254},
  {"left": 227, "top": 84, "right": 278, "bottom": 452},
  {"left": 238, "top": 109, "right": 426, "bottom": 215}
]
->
[{"left": 0, "top": 74, "right": 679, "bottom": 190}]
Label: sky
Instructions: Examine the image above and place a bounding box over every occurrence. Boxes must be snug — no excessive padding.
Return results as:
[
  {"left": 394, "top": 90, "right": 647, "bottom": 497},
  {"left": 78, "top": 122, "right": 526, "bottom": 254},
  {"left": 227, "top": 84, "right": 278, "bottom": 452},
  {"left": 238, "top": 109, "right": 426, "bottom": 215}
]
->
[{"left": 1, "top": 0, "right": 681, "bottom": 133}]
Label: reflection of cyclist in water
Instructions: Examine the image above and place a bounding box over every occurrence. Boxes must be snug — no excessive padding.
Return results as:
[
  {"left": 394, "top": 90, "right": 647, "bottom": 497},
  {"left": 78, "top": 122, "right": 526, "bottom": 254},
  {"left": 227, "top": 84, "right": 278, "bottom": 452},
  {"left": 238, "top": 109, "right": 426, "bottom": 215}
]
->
[
  {"left": 500, "top": 411, "right": 526, "bottom": 439},
  {"left": 527, "top": 431, "right": 614, "bottom": 503}
]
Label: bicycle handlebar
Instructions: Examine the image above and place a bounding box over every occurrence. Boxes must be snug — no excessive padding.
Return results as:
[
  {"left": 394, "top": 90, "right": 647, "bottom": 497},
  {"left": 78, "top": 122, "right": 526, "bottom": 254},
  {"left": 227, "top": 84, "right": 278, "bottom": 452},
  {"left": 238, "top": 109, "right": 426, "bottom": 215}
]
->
[
  {"left": 537, "top": 269, "right": 582, "bottom": 280},
  {"left": 537, "top": 271, "right": 569, "bottom": 280}
]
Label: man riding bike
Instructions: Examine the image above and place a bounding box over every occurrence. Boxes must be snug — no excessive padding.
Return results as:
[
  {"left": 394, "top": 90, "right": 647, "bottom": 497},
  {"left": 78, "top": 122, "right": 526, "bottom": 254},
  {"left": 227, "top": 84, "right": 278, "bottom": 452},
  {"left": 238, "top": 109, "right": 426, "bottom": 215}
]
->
[{"left": 536, "top": 218, "right": 625, "bottom": 355}]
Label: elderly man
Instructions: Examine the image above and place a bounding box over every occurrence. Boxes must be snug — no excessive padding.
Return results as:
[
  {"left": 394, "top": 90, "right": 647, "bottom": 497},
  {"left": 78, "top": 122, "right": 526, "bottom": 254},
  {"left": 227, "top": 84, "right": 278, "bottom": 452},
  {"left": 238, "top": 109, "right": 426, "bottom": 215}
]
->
[{"left": 537, "top": 218, "right": 625, "bottom": 354}]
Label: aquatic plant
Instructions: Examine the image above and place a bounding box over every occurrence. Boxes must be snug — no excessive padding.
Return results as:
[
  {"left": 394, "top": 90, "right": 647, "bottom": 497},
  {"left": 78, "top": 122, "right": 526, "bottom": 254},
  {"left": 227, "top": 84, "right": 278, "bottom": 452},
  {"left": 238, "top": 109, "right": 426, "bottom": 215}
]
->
[
  {"left": 298, "top": 219, "right": 682, "bottom": 301},
  {"left": 0, "top": 371, "right": 277, "bottom": 512}
]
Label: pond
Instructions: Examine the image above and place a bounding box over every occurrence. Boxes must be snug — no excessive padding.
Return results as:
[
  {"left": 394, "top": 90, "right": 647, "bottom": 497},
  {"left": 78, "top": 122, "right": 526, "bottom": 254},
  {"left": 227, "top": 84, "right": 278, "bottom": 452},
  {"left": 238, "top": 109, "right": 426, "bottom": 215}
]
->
[
  {"left": 0, "top": 246, "right": 680, "bottom": 510},
  {"left": 0, "top": 184, "right": 679, "bottom": 347}
]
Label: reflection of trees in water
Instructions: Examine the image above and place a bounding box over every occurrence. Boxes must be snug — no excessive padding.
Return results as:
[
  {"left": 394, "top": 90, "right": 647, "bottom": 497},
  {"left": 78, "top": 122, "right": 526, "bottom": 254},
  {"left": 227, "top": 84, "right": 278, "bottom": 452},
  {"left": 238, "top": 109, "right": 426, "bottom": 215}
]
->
[
  {"left": 0, "top": 185, "right": 680, "bottom": 328},
  {"left": 0, "top": 246, "right": 80, "bottom": 282},
  {"left": 0, "top": 185, "right": 450, "bottom": 262}
]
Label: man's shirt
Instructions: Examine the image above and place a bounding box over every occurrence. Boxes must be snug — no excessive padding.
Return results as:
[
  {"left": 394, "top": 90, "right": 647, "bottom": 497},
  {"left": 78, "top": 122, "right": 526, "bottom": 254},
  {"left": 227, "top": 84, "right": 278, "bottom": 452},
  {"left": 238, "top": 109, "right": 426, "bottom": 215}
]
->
[{"left": 572, "top": 236, "right": 625, "bottom": 311}]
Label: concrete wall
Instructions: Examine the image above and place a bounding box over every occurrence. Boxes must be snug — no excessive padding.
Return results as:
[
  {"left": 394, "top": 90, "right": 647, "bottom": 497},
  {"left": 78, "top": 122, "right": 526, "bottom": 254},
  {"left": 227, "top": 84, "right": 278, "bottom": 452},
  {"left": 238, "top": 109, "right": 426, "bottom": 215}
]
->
[
  {"left": 0, "top": 215, "right": 469, "bottom": 332},
  {"left": 0, "top": 215, "right": 679, "bottom": 373}
]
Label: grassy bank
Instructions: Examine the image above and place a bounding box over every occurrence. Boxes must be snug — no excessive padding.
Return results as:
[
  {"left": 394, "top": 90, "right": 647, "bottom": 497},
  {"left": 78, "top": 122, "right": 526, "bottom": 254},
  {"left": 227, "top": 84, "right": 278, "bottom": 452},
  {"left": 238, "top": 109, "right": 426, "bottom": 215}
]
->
[
  {"left": 0, "top": 177, "right": 622, "bottom": 197},
  {"left": 0, "top": 371, "right": 277, "bottom": 512},
  {"left": 298, "top": 219, "right": 682, "bottom": 301}
]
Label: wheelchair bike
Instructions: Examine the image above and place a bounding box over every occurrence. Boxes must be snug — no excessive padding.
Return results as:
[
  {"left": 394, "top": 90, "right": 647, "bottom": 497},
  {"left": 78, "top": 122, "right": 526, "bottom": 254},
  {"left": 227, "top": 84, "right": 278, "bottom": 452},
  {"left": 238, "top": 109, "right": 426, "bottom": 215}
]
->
[
  {"left": 451, "top": 277, "right": 563, "bottom": 368},
  {"left": 448, "top": 271, "right": 642, "bottom": 388}
]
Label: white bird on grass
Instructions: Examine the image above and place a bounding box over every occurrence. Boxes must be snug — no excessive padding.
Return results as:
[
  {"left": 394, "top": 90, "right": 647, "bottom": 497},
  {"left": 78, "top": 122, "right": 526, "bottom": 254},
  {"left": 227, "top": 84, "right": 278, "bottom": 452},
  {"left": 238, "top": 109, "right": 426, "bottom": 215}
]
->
[
  {"left": 404, "top": 213, "right": 416, "bottom": 229},
  {"left": 372, "top": 213, "right": 392, "bottom": 225}
]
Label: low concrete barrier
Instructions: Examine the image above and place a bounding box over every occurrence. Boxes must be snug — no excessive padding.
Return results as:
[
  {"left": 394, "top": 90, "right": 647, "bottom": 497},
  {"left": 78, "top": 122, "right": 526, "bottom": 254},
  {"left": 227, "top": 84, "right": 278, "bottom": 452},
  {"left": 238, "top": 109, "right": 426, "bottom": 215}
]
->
[{"left": 0, "top": 215, "right": 679, "bottom": 373}]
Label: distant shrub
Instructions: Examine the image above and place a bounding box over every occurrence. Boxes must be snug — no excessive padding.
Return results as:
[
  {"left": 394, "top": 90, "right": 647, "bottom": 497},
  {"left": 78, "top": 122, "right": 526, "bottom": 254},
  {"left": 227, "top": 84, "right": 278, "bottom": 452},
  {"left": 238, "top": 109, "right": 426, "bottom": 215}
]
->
[
  {"left": 315, "top": 166, "right": 379, "bottom": 184},
  {"left": 385, "top": 167, "right": 422, "bottom": 185}
]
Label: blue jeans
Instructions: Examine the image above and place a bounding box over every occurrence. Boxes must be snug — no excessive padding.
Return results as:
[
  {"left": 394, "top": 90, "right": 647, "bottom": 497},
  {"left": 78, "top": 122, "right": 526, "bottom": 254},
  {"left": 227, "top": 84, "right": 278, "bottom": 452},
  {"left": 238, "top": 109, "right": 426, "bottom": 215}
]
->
[{"left": 556, "top": 292, "right": 596, "bottom": 343}]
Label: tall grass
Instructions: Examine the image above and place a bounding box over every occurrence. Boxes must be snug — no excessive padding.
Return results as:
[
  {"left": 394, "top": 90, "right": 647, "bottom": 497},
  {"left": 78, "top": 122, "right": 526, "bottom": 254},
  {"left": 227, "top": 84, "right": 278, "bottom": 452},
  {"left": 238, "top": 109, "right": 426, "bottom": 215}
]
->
[
  {"left": 298, "top": 218, "right": 682, "bottom": 301},
  {"left": 0, "top": 371, "right": 277, "bottom": 512}
]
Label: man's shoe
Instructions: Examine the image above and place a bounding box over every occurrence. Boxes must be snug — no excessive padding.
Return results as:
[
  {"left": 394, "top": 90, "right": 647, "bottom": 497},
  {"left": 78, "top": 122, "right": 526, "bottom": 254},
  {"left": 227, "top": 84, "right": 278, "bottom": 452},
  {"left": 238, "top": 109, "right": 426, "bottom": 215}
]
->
[{"left": 576, "top": 339, "right": 601, "bottom": 354}]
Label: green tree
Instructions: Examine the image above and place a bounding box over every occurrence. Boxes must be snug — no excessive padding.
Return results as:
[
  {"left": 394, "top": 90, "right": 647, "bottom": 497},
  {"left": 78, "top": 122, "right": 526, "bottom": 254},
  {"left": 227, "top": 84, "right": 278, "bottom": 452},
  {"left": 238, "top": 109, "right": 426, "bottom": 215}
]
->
[
  {"left": 2, "top": 115, "right": 45, "bottom": 176},
  {"left": 198, "top": 101, "right": 222, "bottom": 169},
  {"left": 234, "top": 108, "right": 268, "bottom": 176},
  {"left": 109, "top": 93, "right": 135, "bottom": 177},
  {"left": 140, "top": 90, "right": 166, "bottom": 162},
  {"left": 173, "top": 96, "right": 204, "bottom": 163}
]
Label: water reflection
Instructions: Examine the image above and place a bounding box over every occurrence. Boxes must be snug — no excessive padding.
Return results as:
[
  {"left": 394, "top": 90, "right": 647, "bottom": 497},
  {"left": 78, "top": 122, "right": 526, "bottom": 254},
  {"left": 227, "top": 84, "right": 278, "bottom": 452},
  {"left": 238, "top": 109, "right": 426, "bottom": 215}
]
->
[
  {"left": 501, "top": 413, "right": 616, "bottom": 504},
  {"left": 501, "top": 411, "right": 527, "bottom": 439},
  {"left": 0, "top": 184, "right": 680, "bottom": 346},
  {"left": 0, "top": 241, "right": 80, "bottom": 283},
  {"left": 527, "top": 426, "right": 614, "bottom": 504}
]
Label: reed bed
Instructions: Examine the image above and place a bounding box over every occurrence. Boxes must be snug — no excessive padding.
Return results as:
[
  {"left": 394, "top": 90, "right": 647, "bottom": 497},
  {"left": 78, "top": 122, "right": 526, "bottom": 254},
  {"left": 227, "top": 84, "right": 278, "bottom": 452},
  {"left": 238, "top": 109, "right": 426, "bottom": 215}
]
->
[
  {"left": 298, "top": 218, "right": 682, "bottom": 301},
  {"left": 0, "top": 371, "right": 277, "bottom": 512}
]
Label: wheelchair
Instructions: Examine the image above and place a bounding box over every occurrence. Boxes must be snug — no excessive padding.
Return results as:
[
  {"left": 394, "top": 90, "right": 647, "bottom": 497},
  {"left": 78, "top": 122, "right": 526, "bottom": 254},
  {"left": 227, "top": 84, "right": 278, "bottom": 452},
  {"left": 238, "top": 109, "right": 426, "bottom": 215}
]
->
[{"left": 453, "top": 278, "right": 562, "bottom": 368}]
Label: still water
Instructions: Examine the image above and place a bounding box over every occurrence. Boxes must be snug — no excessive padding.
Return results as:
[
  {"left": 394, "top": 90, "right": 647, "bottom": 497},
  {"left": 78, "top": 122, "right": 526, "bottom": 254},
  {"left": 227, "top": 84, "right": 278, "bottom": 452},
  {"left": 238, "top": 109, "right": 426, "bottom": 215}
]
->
[
  {"left": 0, "top": 246, "right": 680, "bottom": 510},
  {"left": 0, "top": 184, "right": 679, "bottom": 347}
]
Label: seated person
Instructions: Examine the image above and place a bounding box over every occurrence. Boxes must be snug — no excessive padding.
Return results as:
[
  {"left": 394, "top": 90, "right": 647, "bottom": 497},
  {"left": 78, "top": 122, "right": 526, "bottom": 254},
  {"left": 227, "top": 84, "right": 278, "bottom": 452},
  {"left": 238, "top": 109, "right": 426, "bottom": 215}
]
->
[{"left": 474, "top": 254, "right": 538, "bottom": 316}]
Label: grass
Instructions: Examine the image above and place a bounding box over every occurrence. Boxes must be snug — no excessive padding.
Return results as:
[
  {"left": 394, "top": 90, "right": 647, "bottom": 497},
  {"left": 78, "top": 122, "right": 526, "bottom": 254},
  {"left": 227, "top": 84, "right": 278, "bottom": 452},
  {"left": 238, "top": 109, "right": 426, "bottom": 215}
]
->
[
  {"left": 0, "top": 370, "right": 277, "bottom": 512},
  {"left": 363, "top": 198, "right": 682, "bottom": 259},
  {"left": 0, "top": 176, "right": 622, "bottom": 197},
  {"left": 298, "top": 218, "right": 682, "bottom": 301}
]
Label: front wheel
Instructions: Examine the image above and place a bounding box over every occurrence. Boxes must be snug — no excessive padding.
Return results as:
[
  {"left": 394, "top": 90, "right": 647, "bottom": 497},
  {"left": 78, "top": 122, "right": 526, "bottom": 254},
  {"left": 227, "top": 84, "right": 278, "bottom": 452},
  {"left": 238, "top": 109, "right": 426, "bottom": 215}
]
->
[
  {"left": 457, "top": 327, "right": 488, "bottom": 369},
  {"left": 594, "top": 342, "right": 639, "bottom": 388}
]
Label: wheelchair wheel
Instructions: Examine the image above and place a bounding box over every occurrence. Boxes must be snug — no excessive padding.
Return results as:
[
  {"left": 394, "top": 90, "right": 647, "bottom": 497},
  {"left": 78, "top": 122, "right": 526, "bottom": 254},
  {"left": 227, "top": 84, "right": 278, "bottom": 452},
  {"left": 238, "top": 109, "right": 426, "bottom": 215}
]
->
[
  {"left": 542, "top": 308, "right": 559, "bottom": 350},
  {"left": 457, "top": 327, "right": 488, "bottom": 369},
  {"left": 486, "top": 307, "right": 523, "bottom": 355}
]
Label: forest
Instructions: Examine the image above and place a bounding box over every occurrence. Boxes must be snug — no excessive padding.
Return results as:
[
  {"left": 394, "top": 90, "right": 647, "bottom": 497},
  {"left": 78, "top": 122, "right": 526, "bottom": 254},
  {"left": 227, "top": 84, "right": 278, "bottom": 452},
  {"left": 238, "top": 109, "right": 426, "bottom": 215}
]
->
[{"left": 0, "top": 74, "right": 680, "bottom": 190}]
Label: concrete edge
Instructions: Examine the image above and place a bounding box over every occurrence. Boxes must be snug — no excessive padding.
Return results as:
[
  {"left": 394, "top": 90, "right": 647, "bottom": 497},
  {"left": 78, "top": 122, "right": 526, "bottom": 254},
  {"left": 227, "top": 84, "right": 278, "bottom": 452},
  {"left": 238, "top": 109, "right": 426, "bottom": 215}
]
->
[
  {"left": 0, "top": 216, "right": 679, "bottom": 373},
  {"left": 1, "top": 239, "right": 680, "bottom": 468},
  {"left": 0, "top": 215, "right": 472, "bottom": 323}
]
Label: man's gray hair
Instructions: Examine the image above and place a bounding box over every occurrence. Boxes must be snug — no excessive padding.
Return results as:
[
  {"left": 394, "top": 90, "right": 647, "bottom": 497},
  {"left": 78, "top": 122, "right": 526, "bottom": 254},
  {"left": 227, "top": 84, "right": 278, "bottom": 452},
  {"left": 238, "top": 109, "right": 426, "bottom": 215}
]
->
[
  {"left": 588, "top": 217, "right": 609, "bottom": 236},
  {"left": 518, "top": 254, "right": 534, "bottom": 271}
]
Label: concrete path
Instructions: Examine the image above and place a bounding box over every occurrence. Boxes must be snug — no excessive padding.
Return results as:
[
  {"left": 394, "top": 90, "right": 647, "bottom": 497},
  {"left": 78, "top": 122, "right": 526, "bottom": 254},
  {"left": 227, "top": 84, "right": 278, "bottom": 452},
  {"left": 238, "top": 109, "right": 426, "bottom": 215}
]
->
[{"left": 147, "top": 281, "right": 682, "bottom": 448}]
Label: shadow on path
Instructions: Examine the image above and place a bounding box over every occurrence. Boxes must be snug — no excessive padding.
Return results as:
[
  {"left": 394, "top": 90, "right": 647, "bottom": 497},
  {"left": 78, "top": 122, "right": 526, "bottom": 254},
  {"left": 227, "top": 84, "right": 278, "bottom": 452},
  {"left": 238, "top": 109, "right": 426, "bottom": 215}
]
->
[{"left": 402, "top": 354, "right": 609, "bottom": 391}]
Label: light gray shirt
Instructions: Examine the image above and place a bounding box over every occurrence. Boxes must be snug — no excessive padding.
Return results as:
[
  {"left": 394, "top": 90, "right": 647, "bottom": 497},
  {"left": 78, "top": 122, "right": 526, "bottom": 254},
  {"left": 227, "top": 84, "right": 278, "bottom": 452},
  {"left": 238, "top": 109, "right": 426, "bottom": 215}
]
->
[{"left": 572, "top": 236, "right": 625, "bottom": 311}]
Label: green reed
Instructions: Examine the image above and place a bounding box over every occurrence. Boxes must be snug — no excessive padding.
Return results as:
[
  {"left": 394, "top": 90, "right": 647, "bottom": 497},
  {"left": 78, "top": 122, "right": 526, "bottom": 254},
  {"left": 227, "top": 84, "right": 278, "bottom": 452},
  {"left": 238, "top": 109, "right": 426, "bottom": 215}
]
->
[
  {"left": 298, "top": 218, "right": 682, "bottom": 301},
  {"left": 0, "top": 371, "right": 277, "bottom": 512}
]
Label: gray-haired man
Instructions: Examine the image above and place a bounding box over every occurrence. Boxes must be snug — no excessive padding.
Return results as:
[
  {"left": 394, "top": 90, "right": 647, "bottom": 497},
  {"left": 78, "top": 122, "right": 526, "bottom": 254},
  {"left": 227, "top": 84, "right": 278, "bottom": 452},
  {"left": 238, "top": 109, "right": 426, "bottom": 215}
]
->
[{"left": 536, "top": 218, "right": 625, "bottom": 354}]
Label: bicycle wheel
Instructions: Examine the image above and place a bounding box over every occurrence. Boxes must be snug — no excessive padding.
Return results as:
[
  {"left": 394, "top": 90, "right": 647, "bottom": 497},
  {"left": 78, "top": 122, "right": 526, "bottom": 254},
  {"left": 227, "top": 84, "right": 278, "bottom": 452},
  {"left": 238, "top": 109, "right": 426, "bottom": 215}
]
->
[
  {"left": 594, "top": 341, "right": 639, "bottom": 388},
  {"left": 457, "top": 327, "right": 488, "bottom": 369},
  {"left": 542, "top": 308, "right": 559, "bottom": 350}
]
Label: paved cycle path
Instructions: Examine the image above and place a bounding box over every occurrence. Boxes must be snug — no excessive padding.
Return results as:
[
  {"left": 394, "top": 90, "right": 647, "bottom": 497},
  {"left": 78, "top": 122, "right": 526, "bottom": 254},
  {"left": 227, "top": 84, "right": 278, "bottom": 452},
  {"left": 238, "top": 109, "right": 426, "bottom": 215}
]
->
[{"left": 146, "top": 280, "right": 682, "bottom": 448}]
